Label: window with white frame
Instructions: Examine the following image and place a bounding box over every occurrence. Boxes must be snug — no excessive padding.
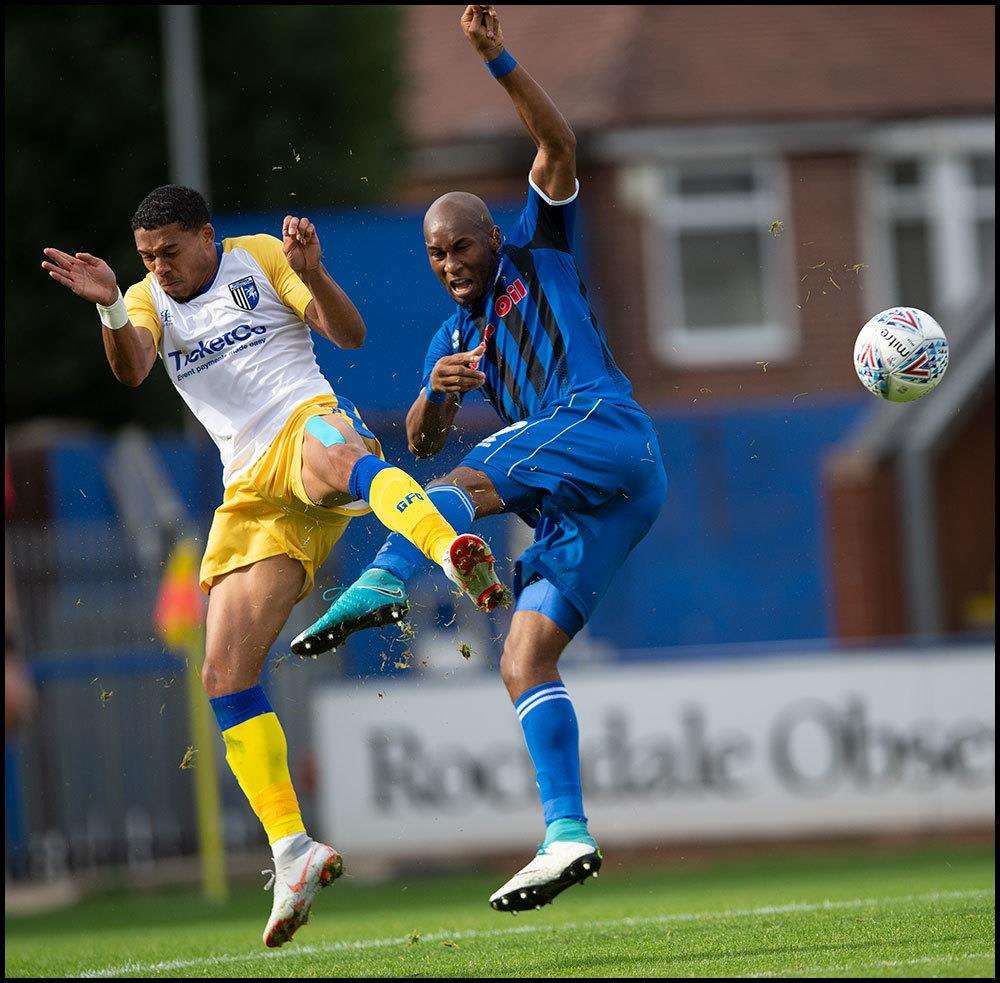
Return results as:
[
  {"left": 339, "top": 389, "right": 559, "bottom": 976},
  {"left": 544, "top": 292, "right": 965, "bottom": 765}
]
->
[
  {"left": 867, "top": 126, "right": 994, "bottom": 319},
  {"left": 624, "top": 159, "right": 796, "bottom": 367}
]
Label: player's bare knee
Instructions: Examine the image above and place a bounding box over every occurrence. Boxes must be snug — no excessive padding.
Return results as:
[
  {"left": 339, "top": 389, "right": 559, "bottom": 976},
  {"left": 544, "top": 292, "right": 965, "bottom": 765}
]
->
[
  {"left": 322, "top": 442, "right": 365, "bottom": 492},
  {"left": 202, "top": 649, "right": 264, "bottom": 698},
  {"left": 499, "top": 644, "right": 522, "bottom": 692},
  {"left": 500, "top": 634, "right": 549, "bottom": 693}
]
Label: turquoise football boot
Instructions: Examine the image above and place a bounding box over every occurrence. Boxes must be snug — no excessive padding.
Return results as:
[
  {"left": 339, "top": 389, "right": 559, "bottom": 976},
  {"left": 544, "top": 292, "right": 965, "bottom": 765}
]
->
[{"left": 291, "top": 569, "right": 409, "bottom": 656}]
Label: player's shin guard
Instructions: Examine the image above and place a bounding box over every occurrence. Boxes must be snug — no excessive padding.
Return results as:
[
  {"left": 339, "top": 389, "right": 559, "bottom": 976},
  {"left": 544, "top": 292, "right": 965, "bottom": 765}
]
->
[
  {"left": 366, "top": 484, "right": 477, "bottom": 582},
  {"left": 515, "top": 681, "right": 586, "bottom": 825},
  {"left": 210, "top": 685, "right": 305, "bottom": 844},
  {"left": 348, "top": 455, "right": 457, "bottom": 568}
]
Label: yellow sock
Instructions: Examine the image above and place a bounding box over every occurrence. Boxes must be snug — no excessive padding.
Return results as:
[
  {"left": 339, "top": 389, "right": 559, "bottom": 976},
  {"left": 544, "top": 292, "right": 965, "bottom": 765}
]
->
[
  {"left": 366, "top": 467, "right": 457, "bottom": 565},
  {"left": 220, "top": 712, "right": 305, "bottom": 844}
]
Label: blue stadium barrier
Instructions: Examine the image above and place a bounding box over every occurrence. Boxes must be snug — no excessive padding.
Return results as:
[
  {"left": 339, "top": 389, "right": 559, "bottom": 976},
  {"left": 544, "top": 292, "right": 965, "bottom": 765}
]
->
[
  {"left": 586, "top": 397, "right": 867, "bottom": 648},
  {"left": 45, "top": 396, "right": 866, "bottom": 661},
  {"left": 216, "top": 205, "right": 527, "bottom": 414},
  {"left": 29, "top": 650, "right": 185, "bottom": 683}
]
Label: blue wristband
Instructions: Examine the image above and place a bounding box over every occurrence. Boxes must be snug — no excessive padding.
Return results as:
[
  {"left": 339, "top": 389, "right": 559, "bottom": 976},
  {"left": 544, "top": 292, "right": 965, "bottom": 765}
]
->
[
  {"left": 425, "top": 384, "right": 448, "bottom": 404},
  {"left": 485, "top": 49, "right": 517, "bottom": 79}
]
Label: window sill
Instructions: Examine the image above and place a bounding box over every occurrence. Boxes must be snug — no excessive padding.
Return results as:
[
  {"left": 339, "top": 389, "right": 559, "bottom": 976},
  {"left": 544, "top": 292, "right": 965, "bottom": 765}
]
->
[{"left": 652, "top": 324, "right": 799, "bottom": 369}]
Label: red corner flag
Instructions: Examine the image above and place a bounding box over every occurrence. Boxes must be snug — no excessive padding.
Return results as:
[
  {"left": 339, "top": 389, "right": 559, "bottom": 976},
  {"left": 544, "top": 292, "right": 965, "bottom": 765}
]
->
[{"left": 154, "top": 538, "right": 204, "bottom": 648}]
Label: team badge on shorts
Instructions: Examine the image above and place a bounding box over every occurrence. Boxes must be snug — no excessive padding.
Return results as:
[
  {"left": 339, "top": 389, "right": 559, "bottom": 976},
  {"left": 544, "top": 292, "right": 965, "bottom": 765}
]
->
[{"left": 228, "top": 276, "right": 260, "bottom": 311}]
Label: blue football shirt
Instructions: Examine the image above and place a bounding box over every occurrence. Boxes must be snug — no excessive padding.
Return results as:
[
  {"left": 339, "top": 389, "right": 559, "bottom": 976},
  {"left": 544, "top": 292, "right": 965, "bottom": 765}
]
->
[{"left": 421, "top": 178, "right": 635, "bottom": 425}]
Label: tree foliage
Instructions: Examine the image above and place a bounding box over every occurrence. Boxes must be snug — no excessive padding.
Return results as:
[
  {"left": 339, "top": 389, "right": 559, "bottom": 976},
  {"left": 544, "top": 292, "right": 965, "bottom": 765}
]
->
[{"left": 5, "top": 5, "right": 402, "bottom": 429}]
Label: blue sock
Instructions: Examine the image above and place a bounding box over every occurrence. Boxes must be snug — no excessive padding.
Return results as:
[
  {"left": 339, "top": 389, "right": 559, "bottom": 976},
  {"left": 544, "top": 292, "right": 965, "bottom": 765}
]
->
[
  {"left": 366, "top": 484, "right": 476, "bottom": 583},
  {"left": 515, "top": 680, "right": 586, "bottom": 826},
  {"left": 208, "top": 684, "right": 272, "bottom": 730},
  {"left": 347, "top": 454, "right": 390, "bottom": 501}
]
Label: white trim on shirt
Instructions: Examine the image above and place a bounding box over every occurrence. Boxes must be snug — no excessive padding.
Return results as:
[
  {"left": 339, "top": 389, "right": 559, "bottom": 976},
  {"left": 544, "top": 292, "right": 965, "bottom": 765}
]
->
[{"left": 528, "top": 174, "right": 580, "bottom": 207}]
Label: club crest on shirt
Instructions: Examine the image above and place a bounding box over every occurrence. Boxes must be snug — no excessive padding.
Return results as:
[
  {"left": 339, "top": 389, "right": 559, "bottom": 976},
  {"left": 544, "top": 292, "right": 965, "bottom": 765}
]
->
[{"left": 228, "top": 276, "right": 260, "bottom": 312}]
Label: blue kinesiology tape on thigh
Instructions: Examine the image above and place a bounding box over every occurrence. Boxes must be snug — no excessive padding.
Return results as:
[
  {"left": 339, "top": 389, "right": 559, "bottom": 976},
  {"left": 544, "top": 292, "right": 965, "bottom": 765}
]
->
[{"left": 305, "top": 415, "right": 347, "bottom": 447}]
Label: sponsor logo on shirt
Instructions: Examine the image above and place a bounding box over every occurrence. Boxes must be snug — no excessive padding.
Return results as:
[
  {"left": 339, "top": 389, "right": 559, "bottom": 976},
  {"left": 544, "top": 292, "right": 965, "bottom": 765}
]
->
[
  {"left": 494, "top": 278, "right": 527, "bottom": 318},
  {"left": 167, "top": 323, "right": 268, "bottom": 374}
]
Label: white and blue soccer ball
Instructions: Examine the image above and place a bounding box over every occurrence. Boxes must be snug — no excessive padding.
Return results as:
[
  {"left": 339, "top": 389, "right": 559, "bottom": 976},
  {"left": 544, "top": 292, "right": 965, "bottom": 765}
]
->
[{"left": 853, "top": 307, "right": 949, "bottom": 403}]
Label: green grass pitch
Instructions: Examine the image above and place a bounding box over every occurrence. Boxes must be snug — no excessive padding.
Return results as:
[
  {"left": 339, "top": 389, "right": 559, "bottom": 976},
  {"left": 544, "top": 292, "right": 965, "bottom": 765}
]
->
[{"left": 4, "top": 844, "right": 994, "bottom": 978}]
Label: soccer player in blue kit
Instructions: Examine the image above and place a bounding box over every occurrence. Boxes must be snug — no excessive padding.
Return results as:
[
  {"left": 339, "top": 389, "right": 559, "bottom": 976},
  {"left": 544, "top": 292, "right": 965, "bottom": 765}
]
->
[{"left": 294, "top": 4, "right": 667, "bottom": 911}]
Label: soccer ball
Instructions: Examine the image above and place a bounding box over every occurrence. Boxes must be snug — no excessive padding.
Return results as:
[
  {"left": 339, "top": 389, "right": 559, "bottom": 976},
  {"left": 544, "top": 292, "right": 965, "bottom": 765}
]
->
[{"left": 853, "top": 307, "right": 949, "bottom": 403}]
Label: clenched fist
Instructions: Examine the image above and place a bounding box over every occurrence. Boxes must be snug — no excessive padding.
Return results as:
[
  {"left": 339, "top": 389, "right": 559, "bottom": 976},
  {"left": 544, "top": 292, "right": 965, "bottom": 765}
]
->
[
  {"left": 282, "top": 216, "right": 322, "bottom": 276},
  {"left": 430, "top": 341, "right": 487, "bottom": 395},
  {"left": 461, "top": 5, "right": 504, "bottom": 61}
]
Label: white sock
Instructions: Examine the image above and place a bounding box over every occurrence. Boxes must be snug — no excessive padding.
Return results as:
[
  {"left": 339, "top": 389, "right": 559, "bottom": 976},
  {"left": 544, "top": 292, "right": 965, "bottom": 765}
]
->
[{"left": 271, "top": 831, "right": 312, "bottom": 864}]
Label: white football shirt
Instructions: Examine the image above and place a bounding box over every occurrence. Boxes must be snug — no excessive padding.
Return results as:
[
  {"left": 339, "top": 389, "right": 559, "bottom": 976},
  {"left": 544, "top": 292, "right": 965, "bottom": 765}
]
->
[{"left": 124, "top": 235, "right": 334, "bottom": 486}]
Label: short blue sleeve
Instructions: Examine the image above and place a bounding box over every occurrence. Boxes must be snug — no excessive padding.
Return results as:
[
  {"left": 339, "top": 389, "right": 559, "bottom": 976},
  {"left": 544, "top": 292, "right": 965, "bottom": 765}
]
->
[
  {"left": 508, "top": 176, "right": 580, "bottom": 252},
  {"left": 421, "top": 318, "right": 460, "bottom": 391}
]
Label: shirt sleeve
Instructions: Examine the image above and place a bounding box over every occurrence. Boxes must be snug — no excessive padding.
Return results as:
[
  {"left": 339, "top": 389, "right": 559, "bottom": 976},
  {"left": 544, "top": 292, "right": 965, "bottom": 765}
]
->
[
  {"left": 507, "top": 174, "right": 580, "bottom": 252},
  {"left": 421, "top": 320, "right": 460, "bottom": 392},
  {"left": 230, "top": 234, "right": 313, "bottom": 322},
  {"left": 123, "top": 278, "right": 161, "bottom": 348}
]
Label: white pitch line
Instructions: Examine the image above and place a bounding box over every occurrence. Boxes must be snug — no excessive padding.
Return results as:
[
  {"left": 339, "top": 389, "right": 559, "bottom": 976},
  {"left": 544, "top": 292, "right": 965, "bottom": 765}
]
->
[
  {"left": 77, "top": 887, "right": 994, "bottom": 979},
  {"left": 747, "top": 949, "right": 995, "bottom": 978}
]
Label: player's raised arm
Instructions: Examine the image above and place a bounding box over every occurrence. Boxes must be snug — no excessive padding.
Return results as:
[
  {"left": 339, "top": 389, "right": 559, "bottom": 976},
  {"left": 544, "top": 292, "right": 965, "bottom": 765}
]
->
[
  {"left": 41, "top": 248, "right": 157, "bottom": 388},
  {"left": 282, "top": 216, "right": 366, "bottom": 349},
  {"left": 461, "top": 5, "right": 576, "bottom": 201}
]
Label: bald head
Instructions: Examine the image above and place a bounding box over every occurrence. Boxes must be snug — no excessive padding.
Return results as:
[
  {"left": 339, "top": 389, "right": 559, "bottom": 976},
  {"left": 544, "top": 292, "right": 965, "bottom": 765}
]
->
[
  {"left": 424, "top": 192, "right": 495, "bottom": 238},
  {"left": 423, "top": 191, "right": 502, "bottom": 307}
]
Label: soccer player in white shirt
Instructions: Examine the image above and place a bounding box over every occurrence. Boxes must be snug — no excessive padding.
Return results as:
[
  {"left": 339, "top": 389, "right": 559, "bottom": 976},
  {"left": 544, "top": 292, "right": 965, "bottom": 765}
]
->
[{"left": 41, "top": 185, "right": 510, "bottom": 947}]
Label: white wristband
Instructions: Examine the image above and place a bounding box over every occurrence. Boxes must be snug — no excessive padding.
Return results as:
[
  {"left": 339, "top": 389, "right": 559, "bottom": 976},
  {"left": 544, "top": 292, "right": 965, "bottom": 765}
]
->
[{"left": 96, "top": 289, "right": 128, "bottom": 330}]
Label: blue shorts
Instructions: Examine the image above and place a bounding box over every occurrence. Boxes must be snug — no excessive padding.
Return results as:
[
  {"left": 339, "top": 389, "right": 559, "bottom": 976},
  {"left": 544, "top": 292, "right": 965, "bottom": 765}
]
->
[{"left": 463, "top": 394, "right": 667, "bottom": 633}]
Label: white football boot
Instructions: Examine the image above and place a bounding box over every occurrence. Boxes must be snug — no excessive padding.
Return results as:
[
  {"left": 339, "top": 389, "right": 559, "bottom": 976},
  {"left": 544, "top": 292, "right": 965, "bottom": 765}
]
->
[
  {"left": 489, "top": 840, "right": 602, "bottom": 913},
  {"left": 262, "top": 840, "right": 343, "bottom": 948}
]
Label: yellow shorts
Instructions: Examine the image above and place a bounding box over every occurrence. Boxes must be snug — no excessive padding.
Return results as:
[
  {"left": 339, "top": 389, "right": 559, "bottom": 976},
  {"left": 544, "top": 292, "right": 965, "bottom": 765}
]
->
[{"left": 200, "top": 394, "right": 383, "bottom": 601}]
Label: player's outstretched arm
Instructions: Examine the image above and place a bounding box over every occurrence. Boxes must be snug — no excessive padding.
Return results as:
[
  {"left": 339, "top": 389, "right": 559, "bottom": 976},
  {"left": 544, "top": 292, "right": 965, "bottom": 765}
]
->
[
  {"left": 283, "top": 216, "right": 366, "bottom": 349},
  {"left": 406, "top": 342, "right": 486, "bottom": 458},
  {"left": 41, "top": 248, "right": 157, "bottom": 388},
  {"left": 461, "top": 5, "right": 576, "bottom": 201}
]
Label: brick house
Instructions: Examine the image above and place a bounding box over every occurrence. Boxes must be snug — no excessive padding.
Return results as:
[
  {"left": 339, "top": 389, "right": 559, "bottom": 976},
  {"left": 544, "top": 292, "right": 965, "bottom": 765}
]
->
[{"left": 400, "top": 5, "right": 995, "bottom": 639}]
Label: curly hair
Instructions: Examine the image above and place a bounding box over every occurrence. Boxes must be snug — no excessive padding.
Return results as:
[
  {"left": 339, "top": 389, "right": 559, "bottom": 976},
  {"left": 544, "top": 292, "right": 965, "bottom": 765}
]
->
[{"left": 130, "top": 185, "right": 211, "bottom": 232}]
